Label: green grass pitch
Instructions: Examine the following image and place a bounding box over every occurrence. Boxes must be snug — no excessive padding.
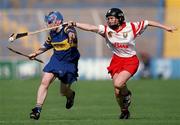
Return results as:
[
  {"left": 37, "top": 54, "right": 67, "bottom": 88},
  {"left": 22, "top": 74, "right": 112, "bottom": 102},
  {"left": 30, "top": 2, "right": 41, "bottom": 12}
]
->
[{"left": 0, "top": 79, "right": 180, "bottom": 125}]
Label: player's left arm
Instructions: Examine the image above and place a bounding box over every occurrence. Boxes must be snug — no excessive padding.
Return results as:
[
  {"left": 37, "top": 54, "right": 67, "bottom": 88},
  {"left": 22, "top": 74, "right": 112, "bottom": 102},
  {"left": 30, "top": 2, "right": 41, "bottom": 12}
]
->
[{"left": 147, "top": 20, "right": 177, "bottom": 32}]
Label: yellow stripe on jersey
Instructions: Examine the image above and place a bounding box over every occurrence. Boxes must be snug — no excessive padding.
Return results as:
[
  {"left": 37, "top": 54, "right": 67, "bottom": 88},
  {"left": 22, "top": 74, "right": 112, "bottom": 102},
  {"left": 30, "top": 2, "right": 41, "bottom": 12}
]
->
[{"left": 51, "top": 39, "right": 77, "bottom": 51}]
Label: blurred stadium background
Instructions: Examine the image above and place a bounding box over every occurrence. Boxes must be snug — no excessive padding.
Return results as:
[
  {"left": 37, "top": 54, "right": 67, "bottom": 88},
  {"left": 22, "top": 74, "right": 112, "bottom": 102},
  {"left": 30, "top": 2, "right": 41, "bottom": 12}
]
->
[
  {"left": 1, "top": 0, "right": 180, "bottom": 125},
  {"left": 0, "top": 0, "right": 180, "bottom": 80}
]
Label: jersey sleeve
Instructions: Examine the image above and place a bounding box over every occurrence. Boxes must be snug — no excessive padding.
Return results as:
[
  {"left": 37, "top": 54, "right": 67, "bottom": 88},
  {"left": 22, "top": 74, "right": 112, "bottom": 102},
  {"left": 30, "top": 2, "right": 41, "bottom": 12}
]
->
[
  {"left": 64, "top": 26, "right": 78, "bottom": 43},
  {"left": 97, "top": 25, "right": 107, "bottom": 37},
  {"left": 43, "top": 35, "right": 53, "bottom": 49},
  {"left": 97, "top": 25, "right": 105, "bottom": 34},
  {"left": 131, "top": 20, "right": 149, "bottom": 37},
  {"left": 64, "top": 26, "right": 77, "bottom": 34}
]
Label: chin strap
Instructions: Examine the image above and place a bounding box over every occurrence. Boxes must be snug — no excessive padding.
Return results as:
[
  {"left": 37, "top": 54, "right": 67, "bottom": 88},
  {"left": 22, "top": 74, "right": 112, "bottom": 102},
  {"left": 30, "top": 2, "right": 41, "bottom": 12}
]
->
[{"left": 109, "top": 24, "right": 119, "bottom": 30}]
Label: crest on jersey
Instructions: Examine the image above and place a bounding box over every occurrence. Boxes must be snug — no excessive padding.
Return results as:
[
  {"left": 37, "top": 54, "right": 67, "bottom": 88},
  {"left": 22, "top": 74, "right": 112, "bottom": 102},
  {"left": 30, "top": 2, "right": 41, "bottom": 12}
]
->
[{"left": 123, "top": 32, "right": 128, "bottom": 38}]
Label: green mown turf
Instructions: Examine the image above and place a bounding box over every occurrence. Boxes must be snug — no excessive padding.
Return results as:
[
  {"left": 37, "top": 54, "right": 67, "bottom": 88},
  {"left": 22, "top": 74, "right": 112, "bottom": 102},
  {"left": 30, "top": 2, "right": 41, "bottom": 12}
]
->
[{"left": 0, "top": 79, "right": 180, "bottom": 125}]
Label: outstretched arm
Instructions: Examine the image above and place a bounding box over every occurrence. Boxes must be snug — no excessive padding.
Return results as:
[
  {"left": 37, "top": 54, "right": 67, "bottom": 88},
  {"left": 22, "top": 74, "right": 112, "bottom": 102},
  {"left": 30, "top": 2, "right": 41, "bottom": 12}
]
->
[
  {"left": 148, "top": 20, "right": 177, "bottom": 32},
  {"left": 68, "top": 21, "right": 99, "bottom": 33}
]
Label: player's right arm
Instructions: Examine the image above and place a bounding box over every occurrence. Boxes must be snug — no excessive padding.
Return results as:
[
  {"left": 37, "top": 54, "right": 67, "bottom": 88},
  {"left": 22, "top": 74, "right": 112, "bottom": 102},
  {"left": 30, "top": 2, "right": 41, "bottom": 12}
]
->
[
  {"left": 29, "top": 36, "right": 53, "bottom": 60},
  {"left": 28, "top": 47, "right": 49, "bottom": 60},
  {"left": 68, "top": 21, "right": 99, "bottom": 33}
]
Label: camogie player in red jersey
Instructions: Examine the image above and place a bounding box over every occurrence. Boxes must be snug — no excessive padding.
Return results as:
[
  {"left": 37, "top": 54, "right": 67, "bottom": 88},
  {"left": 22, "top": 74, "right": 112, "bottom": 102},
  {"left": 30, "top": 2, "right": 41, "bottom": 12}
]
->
[{"left": 68, "top": 8, "right": 177, "bottom": 119}]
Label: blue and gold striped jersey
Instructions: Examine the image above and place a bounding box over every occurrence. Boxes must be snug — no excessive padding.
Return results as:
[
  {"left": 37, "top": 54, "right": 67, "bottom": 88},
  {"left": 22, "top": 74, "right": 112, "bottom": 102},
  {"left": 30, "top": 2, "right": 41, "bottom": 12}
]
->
[{"left": 44, "top": 26, "right": 80, "bottom": 61}]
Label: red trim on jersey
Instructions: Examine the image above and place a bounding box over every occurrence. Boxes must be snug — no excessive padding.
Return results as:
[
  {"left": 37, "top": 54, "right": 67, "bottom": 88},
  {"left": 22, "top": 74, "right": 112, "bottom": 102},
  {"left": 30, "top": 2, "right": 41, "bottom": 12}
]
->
[
  {"left": 115, "top": 22, "right": 126, "bottom": 33},
  {"left": 136, "top": 21, "right": 145, "bottom": 35},
  {"left": 103, "top": 25, "right": 107, "bottom": 36},
  {"left": 130, "top": 22, "right": 136, "bottom": 38},
  {"left": 136, "top": 21, "right": 142, "bottom": 33},
  {"left": 140, "top": 21, "right": 144, "bottom": 31}
]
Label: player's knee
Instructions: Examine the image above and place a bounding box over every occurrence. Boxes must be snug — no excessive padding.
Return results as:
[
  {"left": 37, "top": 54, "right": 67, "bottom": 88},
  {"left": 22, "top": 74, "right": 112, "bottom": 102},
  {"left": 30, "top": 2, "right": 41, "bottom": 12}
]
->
[
  {"left": 114, "top": 91, "right": 119, "bottom": 97},
  {"left": 60, "top": 89, "right": 68, "bottom": 96},
  {"left": 41, "top": 80, "right": 50, "bottom": 88},
  {"left": 114, "top": 80, "right": 126, "bottom": 89},
  {"left": 114, "top": 88, "right": 120, "bottom": 97}
]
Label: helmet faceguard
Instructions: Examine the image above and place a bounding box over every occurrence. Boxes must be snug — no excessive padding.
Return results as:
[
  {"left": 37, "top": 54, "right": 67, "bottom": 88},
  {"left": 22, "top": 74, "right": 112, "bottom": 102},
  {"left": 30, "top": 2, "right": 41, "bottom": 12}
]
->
[
  {"left": 44, "top": 11, "right": 63, "bottom": 25},
  {"left": 106, "top": 8, "right": 125, "bottom": 26}
]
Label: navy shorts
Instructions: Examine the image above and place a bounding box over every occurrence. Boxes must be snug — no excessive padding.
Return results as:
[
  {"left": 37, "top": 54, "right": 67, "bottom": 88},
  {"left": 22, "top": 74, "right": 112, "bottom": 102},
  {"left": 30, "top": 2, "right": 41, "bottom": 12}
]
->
[{"left": 43, "top": 56, "right": 79, "bottom": 84}]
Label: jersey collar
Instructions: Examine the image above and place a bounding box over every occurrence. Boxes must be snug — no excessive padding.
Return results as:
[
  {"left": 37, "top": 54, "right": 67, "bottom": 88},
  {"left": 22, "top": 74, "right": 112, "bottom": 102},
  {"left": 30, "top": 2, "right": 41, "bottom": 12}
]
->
[{"left": 114, "top": 22, "right": 126, "bottom": 33}]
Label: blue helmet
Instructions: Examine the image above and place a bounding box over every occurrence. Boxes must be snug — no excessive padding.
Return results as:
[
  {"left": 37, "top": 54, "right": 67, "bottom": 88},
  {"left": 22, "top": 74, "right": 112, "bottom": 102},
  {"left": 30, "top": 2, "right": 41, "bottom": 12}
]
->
[{"left": 44, "top": 11, "right": 63, "bottom": 24}]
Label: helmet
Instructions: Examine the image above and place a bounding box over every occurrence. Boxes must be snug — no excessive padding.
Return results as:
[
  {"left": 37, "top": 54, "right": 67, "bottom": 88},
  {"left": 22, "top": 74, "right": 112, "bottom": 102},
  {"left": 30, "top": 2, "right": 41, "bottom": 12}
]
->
[
  {"left": 105, "top": 8, "right": 125, "bottom": 24},
  {"left": 44, "top": 11, "right": 63, "bottom": 24}
]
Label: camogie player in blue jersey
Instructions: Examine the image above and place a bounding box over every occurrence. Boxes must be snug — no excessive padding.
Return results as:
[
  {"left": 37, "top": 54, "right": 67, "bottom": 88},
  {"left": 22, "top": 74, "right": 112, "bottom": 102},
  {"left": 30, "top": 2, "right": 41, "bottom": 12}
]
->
[{"left": 28, "top": 11, "right": 80, "bottom": 120}]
